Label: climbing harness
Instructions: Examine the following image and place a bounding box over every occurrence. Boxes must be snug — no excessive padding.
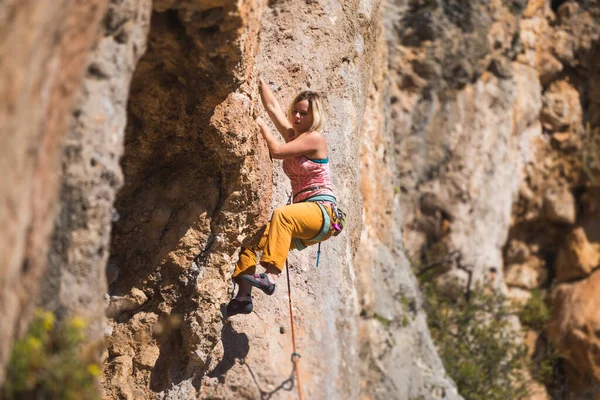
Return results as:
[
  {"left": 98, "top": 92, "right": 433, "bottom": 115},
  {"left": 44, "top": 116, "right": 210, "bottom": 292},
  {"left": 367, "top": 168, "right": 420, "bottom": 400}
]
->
[
  {"left": 291, "top": 202, "right": 331, "bottom": 251},
  {"left": 286, "top": 259, "right": 303, "bottom": 400},
  {"left": 290, "top": 193, "right": 347, "bottom": 267}
]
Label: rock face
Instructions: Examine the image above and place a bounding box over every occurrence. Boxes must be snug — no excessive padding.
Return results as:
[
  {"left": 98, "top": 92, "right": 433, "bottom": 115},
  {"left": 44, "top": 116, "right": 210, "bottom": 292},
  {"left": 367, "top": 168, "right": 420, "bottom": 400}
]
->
[
  {"left": 390, "top": 0, "right": 541, "bottom": 287},
  {"left": 501, "top": 1, "right": 600, "bottom": 395},
  {"left": 2, "top": 0, "right": 462, "bottom": 398},
  {"left": 356, "top": 19, "right": 461, "bottom": 399},
  {"left": 101, "top": 1, "right": 271, "bottom": 398},
  {"left": 98, "top": 0, "right": 462, "bottom": 398},
  {"left": 540, "top": 80, "right": 582, "bottom": 133},
  {"left": 98, "top": 0, "right": 461, "bottom": 396},
  {"left": 555, "top": 217, "right": 600, "bottom": 283},
  {"left": 4, "top": 0, "right": 600, "bottom": 399},
  {"left": 387, "top": 0, "right": 600, "bottom": 396},
  {"left": 548, "top": 269, "right": 600, "bottom": 393},
  {"left": 0, "top": 0, "right": 108, "bottom": 383},
  {"left": 42, "top": 0, "right": 152, "bottom": 352}
]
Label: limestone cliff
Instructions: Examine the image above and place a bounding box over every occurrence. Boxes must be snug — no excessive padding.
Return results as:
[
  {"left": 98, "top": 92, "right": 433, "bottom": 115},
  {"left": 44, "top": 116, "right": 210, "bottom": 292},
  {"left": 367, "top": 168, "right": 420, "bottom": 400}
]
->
[
  {"left": 357, "top": 17, "right": 460, "bottom": 399},
  {"left": 3, "top": 0, "right": 600, "bottom": 399},
  {"left": 96, "top": 0, "right": 461, "bottom": 398},
  {"left": 0, "top": 0, "right": 108, "bottom": 382},
  {"left": 2, "top": 0, "right": 461, "bottom": 398},
  {"left": 390, "top": 0, "right": 600, "bottom": 397}
]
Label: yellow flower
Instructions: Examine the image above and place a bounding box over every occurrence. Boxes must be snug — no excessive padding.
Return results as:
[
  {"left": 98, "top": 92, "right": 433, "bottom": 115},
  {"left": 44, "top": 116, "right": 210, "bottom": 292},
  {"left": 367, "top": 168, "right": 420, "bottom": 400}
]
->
[
  {"left": 69, "top": 316, "right": 86, "bottom": 330},
  {"left": 26, "top": 336, "right": 42, "bottom": 351},
  {"left": 87, "top": 364, "right": 101, "bottom": 377},
  {"left": 42, "top": 311, "right": 55, "bottom": 331}
]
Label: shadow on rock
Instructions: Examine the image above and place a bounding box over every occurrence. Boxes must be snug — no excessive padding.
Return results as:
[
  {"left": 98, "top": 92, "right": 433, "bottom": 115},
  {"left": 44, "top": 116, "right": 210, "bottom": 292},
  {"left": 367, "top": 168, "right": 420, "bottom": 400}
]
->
[
  {"left": 207, "top": 319, "right": 250, "bottom": 381},
  {"left": 208, "top": 316, "right": 297, "bottom": 399},
  {"left": 149, "top": 314, "right": 188, "bottom": 392}
]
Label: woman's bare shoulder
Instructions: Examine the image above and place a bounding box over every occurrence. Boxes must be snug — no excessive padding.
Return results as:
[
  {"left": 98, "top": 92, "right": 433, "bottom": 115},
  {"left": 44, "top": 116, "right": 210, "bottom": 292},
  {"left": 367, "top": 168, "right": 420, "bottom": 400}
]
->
[
  {"left": 307, "top": 130, "right": 326, "bottom": 141},
  {"left": 306, "top": 131, "right": 327, "bottom": 156}
]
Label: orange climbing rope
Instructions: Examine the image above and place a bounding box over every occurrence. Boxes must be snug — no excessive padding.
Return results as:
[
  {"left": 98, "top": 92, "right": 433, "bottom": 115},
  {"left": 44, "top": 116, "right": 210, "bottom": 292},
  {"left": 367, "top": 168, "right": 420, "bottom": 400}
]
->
[{"left": 285, "top": 259, "right": 303, "bottom": 400}]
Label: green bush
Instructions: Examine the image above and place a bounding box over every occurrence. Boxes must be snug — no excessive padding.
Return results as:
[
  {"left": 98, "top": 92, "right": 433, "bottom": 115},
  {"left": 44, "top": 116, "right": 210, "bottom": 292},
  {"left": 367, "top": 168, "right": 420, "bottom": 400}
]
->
[
  {"left": 531, "top": 340, "right": 559, "bottom": 385},
  {"left": 1, "top": 309, "right": 101, "bottom": 400},
  {"left": 518, "top": 289, "right": 551, "bottom": 332},
  {"left": 419, "top": 276, "right": 530, "bottom": 400},
  {"left": 504, "top": 0, "right": 526, "bottom": 15}
]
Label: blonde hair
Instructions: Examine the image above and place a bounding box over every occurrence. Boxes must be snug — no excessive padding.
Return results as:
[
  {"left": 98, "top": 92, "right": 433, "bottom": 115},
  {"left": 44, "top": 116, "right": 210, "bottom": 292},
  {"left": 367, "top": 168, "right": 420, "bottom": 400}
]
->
[{"left": 287, "top": 91, "right": 326, "bottom": 132}]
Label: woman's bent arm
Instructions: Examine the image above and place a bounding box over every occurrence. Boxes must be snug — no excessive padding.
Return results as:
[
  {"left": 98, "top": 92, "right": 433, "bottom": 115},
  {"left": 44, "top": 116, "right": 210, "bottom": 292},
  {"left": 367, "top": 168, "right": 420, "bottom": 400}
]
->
[
  {"left": 257, "top": 118, "right": 324, "bottom": 159},
  {"left": 259, "top": 78, "right": 296, "bottom": 142}
]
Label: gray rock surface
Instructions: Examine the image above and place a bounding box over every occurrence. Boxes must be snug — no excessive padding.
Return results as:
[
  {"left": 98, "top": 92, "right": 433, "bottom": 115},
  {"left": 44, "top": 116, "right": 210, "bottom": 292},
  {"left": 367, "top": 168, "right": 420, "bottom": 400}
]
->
[
  {"left": 42, "top": 0, "right": 152, "bottom": 348},
  {"left": 96, "top": 0, "right": 463, "bottom": 398},
  {"left": 0, "top": 0, "right": 108, "bottom": 383},
  {"left": 387, "top": 0, "right": 542, "bottom": 287},
  {"left": 17, "top": 0, "right": 600, "bottom": 399},
  {"left": 357, "top": 22, "right": 462, "bottom": 399}
]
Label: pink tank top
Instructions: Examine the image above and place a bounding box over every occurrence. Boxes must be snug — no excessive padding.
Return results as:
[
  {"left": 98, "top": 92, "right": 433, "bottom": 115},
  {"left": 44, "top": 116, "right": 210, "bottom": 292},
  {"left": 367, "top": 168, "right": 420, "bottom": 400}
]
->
[{"left": 282, "top": 155, "right": 335, "bottom": 203}]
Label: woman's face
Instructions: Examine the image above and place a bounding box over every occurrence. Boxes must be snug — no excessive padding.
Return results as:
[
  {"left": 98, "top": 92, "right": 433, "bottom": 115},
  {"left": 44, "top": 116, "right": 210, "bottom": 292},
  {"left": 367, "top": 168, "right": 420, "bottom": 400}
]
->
[{"left": 291, "top": 100, "right": 313, "bottom": 133}]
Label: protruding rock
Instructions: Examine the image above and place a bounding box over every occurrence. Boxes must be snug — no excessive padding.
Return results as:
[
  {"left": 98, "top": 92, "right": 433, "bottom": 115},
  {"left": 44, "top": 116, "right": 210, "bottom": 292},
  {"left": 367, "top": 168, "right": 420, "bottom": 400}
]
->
[
  {"left": 517, "top": 16, "right": 563, "bottom": 85},
  {"left": 522, "top": 0, "right": 550, "bottom": 18},
  {"left": 537, "top": 53, "right": 563, "bottom": 86},
  {"left": 0, "top": 0, "right": 110, "bottom": 380},
  {"left": 540, "top": 80, "right": 582, "bottom": 132},
  {"left": 106, "top": 355, "right": 135, "bottom": 399},
  {"left": 134, "top": 345, "right": 160, "bottom": 370},
  {"left": 555, "top": 217, "right": 600, "bottom": 283},
  {"left": 505, "top": 239, "right": 531, "bottom": 264},
  {"left": 547, "top": 269, "right": 600, "bottom": 388},
  {"left": 505, "top": 256, "right": 547, "bottom": 289},
  {"left": 106, "top": 288, "right": 148, "bottom": 318},
  {"left": 542, "top": 186, "right": 576, "bottom": 224}
]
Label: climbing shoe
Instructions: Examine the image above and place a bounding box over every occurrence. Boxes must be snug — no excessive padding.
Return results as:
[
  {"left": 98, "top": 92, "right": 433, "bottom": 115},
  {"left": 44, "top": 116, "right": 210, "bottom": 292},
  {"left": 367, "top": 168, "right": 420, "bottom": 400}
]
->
[
  {"left": 226, "top": 297, "right": 253, "bottom": 317},
  {"left": 240, "top": 273, "right": 276, "bottom": 296}
]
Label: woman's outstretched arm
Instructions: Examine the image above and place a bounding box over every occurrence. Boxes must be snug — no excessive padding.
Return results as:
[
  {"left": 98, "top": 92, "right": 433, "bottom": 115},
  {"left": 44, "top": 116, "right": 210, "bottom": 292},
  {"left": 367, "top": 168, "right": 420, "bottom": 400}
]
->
[
  {"left": 257, "top": 117, "right": 324, "bottom": 159},
  {"left": 258, "top": 78, "right": 296, "bottom": 142}
]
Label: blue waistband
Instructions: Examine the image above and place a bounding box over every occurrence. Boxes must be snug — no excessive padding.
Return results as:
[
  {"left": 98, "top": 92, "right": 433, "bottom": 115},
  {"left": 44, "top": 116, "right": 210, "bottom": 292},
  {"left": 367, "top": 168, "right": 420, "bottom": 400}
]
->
[
  {"left": 306, "top": 156, "right": 329, "bottom": 164},
  {"left": 301, "top": 194, "right": 337, "bottom": 204}
]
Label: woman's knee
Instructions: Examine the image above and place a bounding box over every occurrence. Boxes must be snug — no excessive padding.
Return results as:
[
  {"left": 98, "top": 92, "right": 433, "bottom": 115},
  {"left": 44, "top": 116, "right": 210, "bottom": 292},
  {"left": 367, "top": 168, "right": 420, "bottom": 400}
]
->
[{"left": 271, "top": 206, "right": 288, "bottom": 222}]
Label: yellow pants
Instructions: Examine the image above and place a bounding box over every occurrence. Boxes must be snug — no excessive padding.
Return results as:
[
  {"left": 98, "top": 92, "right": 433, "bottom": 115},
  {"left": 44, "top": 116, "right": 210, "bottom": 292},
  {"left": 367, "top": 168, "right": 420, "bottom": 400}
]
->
[{"left": 233, "top": 202, "right": 334, "bottom": 276}]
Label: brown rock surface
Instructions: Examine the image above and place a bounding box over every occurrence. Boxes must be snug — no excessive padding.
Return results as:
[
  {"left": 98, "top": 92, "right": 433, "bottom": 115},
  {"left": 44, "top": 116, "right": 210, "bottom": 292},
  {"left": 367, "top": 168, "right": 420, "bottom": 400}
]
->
[
  {"left": 96, "top": 0, "right": 465, "bottom": 398},
  {"left": 2, "top": 0, "right": 465, "bottom": 398},
  {"left": 356, "top": 15, "right": 461, "bottom": 400},
  {"left": 388, "top": 0, "right": 547, "bottom": 290},
  {"left": 41, "top": 0, "right": 152, "bottom": 352},
  {"left": 522, "top": 0, "right": 550, "bottom": 18},
  {"left": 551, "top": 1, "right": 600, "bottom": 70},
  {"left": 8, "top": 0, "right": 600, "bottom": 398},
  {"left": 542, "top": 185, "right": 576, "bottom": 224},
  {"left": 503, "top": 2, "right": 600, "bottom": 396},
  {"left": 517, "top": 12, "right": 563, "bottom": 85},
  {"left": 555, "top": 216, "right": 600, "bottom": 283},
  {"left": 540, "top": 80, "right": 582, "bottom": 133},
  {"left": 101, "top": 1, "right": 271, "bottom": 397},
  {"left": 397, "top": 60, "right": 542, "bottom": 284},
  {"left": 0, "top": 0, "right": 108, "bottom": 382},
  {"left": 505, "top": 256, "right": 547, "bottom": 289},
  {"left": 548, "top": 269, "right": 600, "bottom": 390}
]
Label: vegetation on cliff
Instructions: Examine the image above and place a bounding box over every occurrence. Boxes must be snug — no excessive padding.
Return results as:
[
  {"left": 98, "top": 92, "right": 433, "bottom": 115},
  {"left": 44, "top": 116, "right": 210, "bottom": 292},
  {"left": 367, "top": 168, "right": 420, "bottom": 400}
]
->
[
  {"left": 1, "top": 310, "right": 100, "bottom": 400},
  {"left": 416, "top": 257, "right": 555, "bottom": 400}
]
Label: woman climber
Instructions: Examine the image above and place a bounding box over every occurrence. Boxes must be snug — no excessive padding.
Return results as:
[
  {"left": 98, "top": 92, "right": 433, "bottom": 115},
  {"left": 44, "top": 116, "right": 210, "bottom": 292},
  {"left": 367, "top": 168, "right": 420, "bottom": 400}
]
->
[{"left": 226, "top": 78, "right": 343, "bottom": 317}]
